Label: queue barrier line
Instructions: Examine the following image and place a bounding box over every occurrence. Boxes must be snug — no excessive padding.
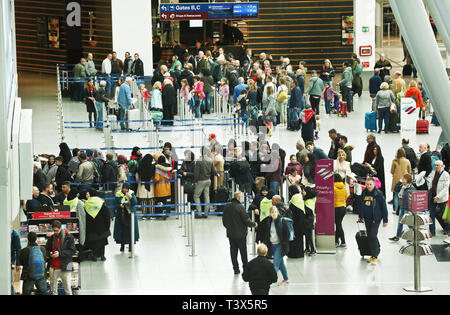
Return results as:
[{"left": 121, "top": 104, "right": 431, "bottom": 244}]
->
[
  {"left": 111, "top": 128, "right": 204, "bottom": 133},
  {"left": 69, "top": 179, "right": 177, "bottom": 186},
  {"left": 63, "top": 117, "right": 235, "bottom": 124}
]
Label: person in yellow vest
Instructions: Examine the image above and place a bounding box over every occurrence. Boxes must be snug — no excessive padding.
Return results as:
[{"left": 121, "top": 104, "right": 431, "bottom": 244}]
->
[
  {"left": 302, "top": 185, "right": 317, "bottom": 256},
  {"left": 287, "top": 185, "right": 305, "bottom": 258},
  {"left": 114, "top": 183, "right": 140, "bottom": 252},
  {"left": 63, "top": 189, "right": 86, "bottom": 247},
  {"left": 79, "top": 189, "right": 111, "bottom": 261},
  {"left": 255, "top": 191, "right": 275, "bottom": 223}
]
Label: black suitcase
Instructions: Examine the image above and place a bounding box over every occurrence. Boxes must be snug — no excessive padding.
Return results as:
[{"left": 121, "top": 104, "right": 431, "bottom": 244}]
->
[
  {"left": 389, "top": 111, "right": 400, "bottom": 133},
  {"left": 402, "top": 64, "right": 412, "bottom": 76},
  {"left": 355, "top": 222, "right": 380, "bottom": 258},
  {"left": 350, "top": 163, "right": 370, "bottom": 178}
]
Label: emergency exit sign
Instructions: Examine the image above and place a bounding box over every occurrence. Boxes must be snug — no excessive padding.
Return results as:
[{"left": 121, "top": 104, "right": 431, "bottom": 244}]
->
[{"left": 362, "top": 26, "right": 369, "bottom": 32}]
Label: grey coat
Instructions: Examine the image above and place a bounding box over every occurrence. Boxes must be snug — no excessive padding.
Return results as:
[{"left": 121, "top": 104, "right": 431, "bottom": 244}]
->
[{"left": 375, "top": 89, "right": 395, "bottom": 109}]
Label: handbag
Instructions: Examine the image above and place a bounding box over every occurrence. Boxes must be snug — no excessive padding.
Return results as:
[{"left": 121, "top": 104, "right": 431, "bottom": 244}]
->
[
  {"left": 150, "top": 110, "right": 163, "bottom": 121},
  {"left": 390, "top": 103, "right": 397, "bottom": 113},
  {"left": 183, "top": 181, "right": 195, "bottom": 194},
  {"left": 277, "top": 89, "right": 288, "bottom": 102}
]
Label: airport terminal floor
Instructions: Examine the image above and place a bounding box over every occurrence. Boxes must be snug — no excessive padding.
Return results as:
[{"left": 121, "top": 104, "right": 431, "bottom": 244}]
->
[{"left": 18, "top": 64, "right": 450, "bottom": 295}]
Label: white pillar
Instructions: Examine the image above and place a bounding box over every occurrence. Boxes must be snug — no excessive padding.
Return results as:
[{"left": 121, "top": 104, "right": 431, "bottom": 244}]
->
[
  {"left": 390, "top": 0, "right": 450, "bottom": 143},
  {"left": 375, "top": 0, "right": 383, "bottom": 48},
  {"left": 354, "top": 0, "right": 376, "bottom": 71},
  {"left": 112, "top": 0, "right": 153, "bottom": 76}
]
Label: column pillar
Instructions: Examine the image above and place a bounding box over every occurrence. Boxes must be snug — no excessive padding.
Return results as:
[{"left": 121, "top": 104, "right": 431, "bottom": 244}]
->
[
  {"left": 375, "top": 0, "right": 383, "bottom": 48},
  {"left": 112, "top": 0, "right": 153, "bottom": 76},
  {"left": 390, "top": 0, "right": 450, "bottom": 143}
]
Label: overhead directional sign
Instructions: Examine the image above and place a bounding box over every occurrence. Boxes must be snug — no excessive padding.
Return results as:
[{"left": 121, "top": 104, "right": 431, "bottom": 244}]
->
[{"left": 160, "top": 2, "right": 259, "bottom": 21}]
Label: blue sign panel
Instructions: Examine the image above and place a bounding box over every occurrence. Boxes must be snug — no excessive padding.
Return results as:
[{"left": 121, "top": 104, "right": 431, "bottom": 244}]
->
[{"left": 160, "top": 2, "right": 259, "bottom": 20}]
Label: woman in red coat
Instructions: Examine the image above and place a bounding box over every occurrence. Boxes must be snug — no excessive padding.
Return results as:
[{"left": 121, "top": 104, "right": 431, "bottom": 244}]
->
[{"left": 405, "top": 80, "right": 425, "bottom": 119}]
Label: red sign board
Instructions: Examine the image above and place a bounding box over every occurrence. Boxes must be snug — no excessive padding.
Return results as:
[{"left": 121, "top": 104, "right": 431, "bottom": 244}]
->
[
  {"left": 408, "top": 191, "right": 428, "bottom": 212},
  {"left": 32, "top": 211, "right": 71, "bottom": 220},
  {"left": 160, "top": 12, "right": 207, "bottom": 20}
]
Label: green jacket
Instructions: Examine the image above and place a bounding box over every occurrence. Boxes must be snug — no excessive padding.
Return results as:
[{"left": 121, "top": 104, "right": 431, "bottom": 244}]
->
[
  {"left": 339, "top": 67, "right": 353, "bottom": 88},
  {"left": 73, "top": 63, "right": 87, "bottom": 78},
  {"left": 305, "top": 76, "right": 324, "bottom": 97}
]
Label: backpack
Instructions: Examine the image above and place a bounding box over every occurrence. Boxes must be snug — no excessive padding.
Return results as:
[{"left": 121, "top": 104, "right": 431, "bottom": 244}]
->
[
  {"left": 89, "top": 160, "right": 100, "bottom": 183},
  {"left": 281, "top": 217, "right": 294, "bottom": 241},
  {"left": 431, "top": 151, "right": 441, "bottom": 170},
  {"left": 28, "top": 246, "right": 45, "bottom": 280},
  {"left": 127, "top": 159, "right": 139, "bottom": 174},
  {"left": 277, "top": 89, "right": 288, "bottom": 102},
  {"left": 354, "top": 63, "right": 363, "bottom": 75}
]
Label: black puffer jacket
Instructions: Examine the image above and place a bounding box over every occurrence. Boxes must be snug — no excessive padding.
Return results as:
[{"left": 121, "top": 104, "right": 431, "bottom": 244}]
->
[
  {"left": 256, "top": 216, "right": 290, "bottom": 257},
  {"left": 242, "top": 256, "right": 277, "bottom": 291}
]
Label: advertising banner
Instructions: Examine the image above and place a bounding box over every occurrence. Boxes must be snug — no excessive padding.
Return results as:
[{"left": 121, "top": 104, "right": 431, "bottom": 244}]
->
[
  {"left": 315, "top": 159, "right": 336, "bottom": 253},
  {"left": 32, "top": 211, "right": 71, "bottom": 220},
  {"left": 354, "top": 0, "right": 376, "bottom": 71},
  {"left": 400, "top": 97, "right": 417, "bottom": 141},
  {"left": 408, "top": 191, "right": 428, "bottom": 212}
]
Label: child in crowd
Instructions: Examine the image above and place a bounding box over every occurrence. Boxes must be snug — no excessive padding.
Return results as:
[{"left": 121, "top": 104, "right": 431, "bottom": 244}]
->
[
  {"left": 287, "top": 167, "right": 301, "bottom": 191},
  {"left": 389, "top": 174, "right": 415, "bottom": 242},
  {"left": 180, "top": 79, "right": 191, "bottom": 106},
  {"left": 417, "top": 82, "right": 429, "bottom": 115},
  {"left": 314, "top": 115, "right": 321, "bottom": 140},
  {"left": 321, "top": 82, "right": 334, "bottom": 116},
  {"left": 219, "top": 78, "right": 230, "bottom": 107},
  {"left": 138, "top": 83, "right": 151, "bottom": 109},
  {"left": 150, "top": 81, "right": 163, "bottom": 112}
]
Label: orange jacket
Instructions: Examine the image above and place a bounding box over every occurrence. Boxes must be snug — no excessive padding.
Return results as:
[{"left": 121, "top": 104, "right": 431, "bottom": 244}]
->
[{"left": 405, "top": 87, "right": 424, "bottom": 108}]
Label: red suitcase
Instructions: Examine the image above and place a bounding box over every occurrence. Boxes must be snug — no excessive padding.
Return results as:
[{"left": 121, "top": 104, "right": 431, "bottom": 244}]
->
[{"left": 416, "top": 120, "right": 429, "bottom": 134}]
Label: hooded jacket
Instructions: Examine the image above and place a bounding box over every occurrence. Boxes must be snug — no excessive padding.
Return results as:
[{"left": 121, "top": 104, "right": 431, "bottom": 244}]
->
[
  {"left": 334, "top": 181, "right": 348, "bottom": 208},
  {"left": 359, "top": 187, "right": 388, "bottom": 224}
]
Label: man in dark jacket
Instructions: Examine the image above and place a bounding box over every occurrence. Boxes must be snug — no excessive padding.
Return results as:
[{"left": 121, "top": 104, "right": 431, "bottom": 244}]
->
[
  {"left": 328, "top": 129, "right": 342, "bottom": 159},
  {"left": 287, "top": 80, "right": 304, "bottom": 130},
  {"left": 33, "top": 162, "right": 48, "bottom": 192},
  {"left": 229, "top": 148, "right": 253, "bottom": 196},
  {"left": 37, "top": 183, "right": 55, "bottom": 208},
  {"left": 45, "top": 220, "right": 77, "bottom": 295},
  {"left": 441, "top": 142, "right": 450, "bottom": 172},
  {"left": 100, "top": 153, "right": 118, "bottom": 191},
  {"left": 358, "top": 178, "right": 388, "bottom": 265},
  {"left": 417, "top": 143, "right": 433, "bottom": 177},
  {"left": 400, "top": 138, "right": 417, "bottom": 170},
  {"left": 17, "top": 232, "right": 49, "bottom": 295},
  {"left": 131, "top": 53, "right": 144, "bottom": 77},
  {"left": 305, "top": 141, "right": 328, "bottom": 161},
  {"left": 222, "top": 191, "right": 258, "bottom": 275},
  {"left": 242, "top": 243, "right": 277, "bottom": 295},
  {"left": 54, "top": 157, "right": 72, "bottom": 193}
]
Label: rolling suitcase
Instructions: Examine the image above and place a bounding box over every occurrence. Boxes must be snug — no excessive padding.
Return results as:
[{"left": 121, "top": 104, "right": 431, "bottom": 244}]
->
[
  {"left": 355, "top": 222, "right": 380, "bottom": 258},
  {"left": 365, "top": 111, "right": 377, "bottom": 132},
  {"left": 416, "top": 119, "right": 429, "bottom": 134},
  {"left": 338, "top": 101, "right": 348, "bottom": 117},
  {"left": 389, "top": 112, "right": 400, "bottom": 133},
  {"left": 108, "top": 114, "right": 120, "bottom": 131},
  {"left": 127, "top": 108, "right": 141, "bottom": 130}
]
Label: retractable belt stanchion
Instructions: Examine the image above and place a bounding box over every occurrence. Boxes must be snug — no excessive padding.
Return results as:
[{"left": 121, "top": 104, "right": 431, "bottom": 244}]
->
[
  {"left": 129, "top": 212, "right": 135, "bottom": 259},
  {"left": 177, "top": 178, "right": 182, "bottom": 225},
  {"left": 252, "top": 209, "right": 256, "bottom": 256},
  {"left": 284, "top": 178, "right": 290, "bottom": 205},
  {"left": 190, "top": 204, "right": 196, "bottom": 257}
]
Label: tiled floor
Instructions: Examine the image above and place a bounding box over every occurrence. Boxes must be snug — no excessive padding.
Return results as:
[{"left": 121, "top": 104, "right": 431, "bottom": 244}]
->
[{"left": 18, "top": 44, "right": 450, "bottom": 294}]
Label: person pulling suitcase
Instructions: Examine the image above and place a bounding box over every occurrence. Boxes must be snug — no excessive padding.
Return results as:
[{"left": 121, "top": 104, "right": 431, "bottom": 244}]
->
[{"left": 357, "top": 177, "right": 388, "bottom": 265}]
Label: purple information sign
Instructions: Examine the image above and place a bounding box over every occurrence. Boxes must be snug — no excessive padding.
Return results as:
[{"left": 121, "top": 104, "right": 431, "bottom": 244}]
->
[{"left": 315, "top": 159, "right": 335, "bottom": 236}]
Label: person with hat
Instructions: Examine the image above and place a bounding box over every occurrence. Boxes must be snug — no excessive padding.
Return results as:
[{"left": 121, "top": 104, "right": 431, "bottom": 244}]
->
[
  {"left": 208, "top": 133, "right": 222, "bottom": 153},
  {"left": 80, "top": 189, "right": 111, "bottom": 261},
  {"left": 114, "top": 183, "right": 140, "bottom": 252}
]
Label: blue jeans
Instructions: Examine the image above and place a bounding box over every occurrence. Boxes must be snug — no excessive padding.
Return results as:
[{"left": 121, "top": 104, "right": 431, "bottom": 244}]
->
[
  {"left": 325, "top": 99, "right": 331, "bottom": 114},
  {"left": 194, "top": 97, "right": 202, "bottom": 118},
  {"left": 377, "top": 107, "right": 390, "bottom": 132},
  {"left": 396, "top": 208, "right": 413, "bottom": 237},
  {"left": 202, "top": 92, "right": 211, "bottom": 113},
  {"left": 95, "top": 102, "right": 104, "bottom": 128},
  {"left": 272, "top": 243, "right": 288, "bottom": 280},
  {"left": 269, "top": 181, "right": 280, "bottom": 195},
  {"left": 22, "top": 278, "right": 48, "bottom": 295},
  {"left": 393, "top": 191, "right": 399, "bottom": 215},
  {"left": 287, "top": 107, "right": 300, "bottom": 126}
]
